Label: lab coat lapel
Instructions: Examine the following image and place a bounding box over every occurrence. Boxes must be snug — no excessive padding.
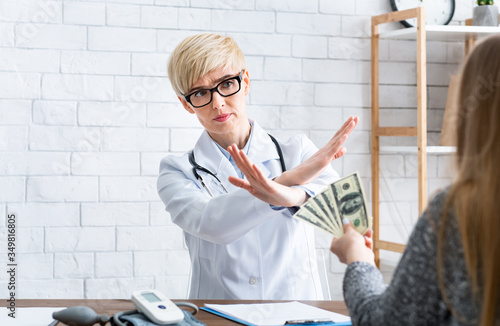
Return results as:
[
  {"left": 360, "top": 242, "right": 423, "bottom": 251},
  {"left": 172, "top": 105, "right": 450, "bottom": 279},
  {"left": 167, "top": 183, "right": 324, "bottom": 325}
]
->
[
  {"left": 246, "top": 121, "right": 279, "bottom": 179},
  {"left": 193, "top": 130, "right": 239, "bottom": 193}
]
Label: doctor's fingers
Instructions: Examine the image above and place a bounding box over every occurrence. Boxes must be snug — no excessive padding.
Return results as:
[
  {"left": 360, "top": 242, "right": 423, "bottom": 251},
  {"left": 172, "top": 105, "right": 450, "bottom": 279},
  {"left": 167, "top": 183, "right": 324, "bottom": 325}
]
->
[
  {"left": 328, "top": 116, "right": 358, "bottom": 147},
  {"left": 337, "top": 116, "right": 355, "bottom": 135},
  {"left": 332, "top": 117, "right": 357, "bottom": 143},
  {"left": 249, "top": 163, "right": 275, "bottom": 188},
  {"left": 333, "top": 147, "right": 347, "bottom": 160},
  {"left": 228, "top": 175, "right": 253, "bottom": 191},
  {"left": 320, "top": 119, "right": 356, "bottom": 156},
  {"left": 228, "top": 145, "right": 255, "bottom": 175},
  {"left": 233, "top": 150, "right": 271, "bottom": 188},
  {"left": 227, "top": 169, "right": 272, "bottom": 193},
  {"left": 227, "top": 146, "right": 269, "bottom": 188},
  {"left": 228, "top": 145, "right": 253, "bottom": 171},
  {"left": 320, "top": 134, "right": 348, "bottom": 160}
]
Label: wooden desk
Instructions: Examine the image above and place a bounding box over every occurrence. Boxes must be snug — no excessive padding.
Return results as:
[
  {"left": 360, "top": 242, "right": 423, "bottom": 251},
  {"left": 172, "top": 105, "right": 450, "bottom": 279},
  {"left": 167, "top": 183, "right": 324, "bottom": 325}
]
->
[{"left": 12, "top": 299, "right": 349, "bottom": 326}]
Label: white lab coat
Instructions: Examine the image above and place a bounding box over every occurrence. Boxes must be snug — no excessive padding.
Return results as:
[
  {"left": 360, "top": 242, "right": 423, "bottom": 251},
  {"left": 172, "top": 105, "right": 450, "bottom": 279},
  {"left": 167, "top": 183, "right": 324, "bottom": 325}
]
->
[{"left": 157, "top": 120, "right": 339, "bottom": 300}]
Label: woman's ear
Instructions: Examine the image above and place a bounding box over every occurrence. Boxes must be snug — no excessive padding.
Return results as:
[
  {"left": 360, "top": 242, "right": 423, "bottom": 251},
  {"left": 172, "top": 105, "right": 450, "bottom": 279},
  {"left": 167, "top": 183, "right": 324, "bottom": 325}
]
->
[
  {"left": 179, "top": 96, "right": 195, "bottom": 114},
  {"left": 243, "top": 70, "right": 250, "bottom": 96}
]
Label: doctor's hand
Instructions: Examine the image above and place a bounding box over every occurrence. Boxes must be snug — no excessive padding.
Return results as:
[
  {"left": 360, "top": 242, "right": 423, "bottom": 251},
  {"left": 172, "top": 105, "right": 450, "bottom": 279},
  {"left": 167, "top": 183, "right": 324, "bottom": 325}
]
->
[
  {"left": 227, "top": 145, "right": 309, "bottom": 207},
  {"left": 330, "top": 219, "right": 375, "bottom": 266},
  {"left": 275, "top": 116, "right": 359, "bottom": 187}
]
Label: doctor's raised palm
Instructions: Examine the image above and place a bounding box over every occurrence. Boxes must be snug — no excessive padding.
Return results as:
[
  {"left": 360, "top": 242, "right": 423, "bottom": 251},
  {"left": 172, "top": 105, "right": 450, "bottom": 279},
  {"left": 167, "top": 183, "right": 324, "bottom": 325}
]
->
[{"left": 228, "top": 116, "right": 358, "bottom": 207}]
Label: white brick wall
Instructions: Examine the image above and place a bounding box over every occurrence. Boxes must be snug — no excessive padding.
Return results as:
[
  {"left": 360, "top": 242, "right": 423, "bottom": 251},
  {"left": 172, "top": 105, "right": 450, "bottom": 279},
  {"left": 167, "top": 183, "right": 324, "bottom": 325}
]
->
[
  {"left": 0, "top": 48, "right": 60, "bottom": 72},
  {"left": 46, "top": 227, "right": 115, "bottom": 252},
  {"left": 27, "top": 176, "right": 99, "bottom": 202},
  {"left": 9, "top": 203, "right": 79, "bottom": 227},
  {"left": 99, "top": 176, "right": 159, "bottom": 201},
  {"left": 81, "top": 202, "right": 149, "bottom": 226},
  {"left": 0, "top": 23, "right": 15, "bottom": 47},
  {"left": 0, "top": 0, "right": 62, "bottom": 24},
  {"left": 63, "top": 2, "right": 105, "bottom": 26},
  {"left": 0, "top": 0, "right": 471, "bottom": 300},
  {"left": 88, "top": 27, "right": 156, "bottom": 52},
  {"left": 61, "top": 51, "right": 130, "bottom": 75},
  {"left": 78, "top": 102, "right": 146, "bottom": 127},
  {"left": 34, "top": 101, "right": 77, "bottom": 125},
  {"left": 17, "top": 228, "right": 45, "bottom": 254},
  {"left": 55, "top": 253, "right": 94, "bottom": 278},
  {"left": 106, "top": 4, "right": 141, "bottom": 27},
  {"left": 42, "top": 74, "right": 114, "bottom": 100},
  {"left": 141, "top": 6, "right": 177, "bottom": 29},
  {"left": 292, "top": 35, "right": 328, "bottom": 58},
  {"left": 96, "top": 252, "right": 133, "bottom": 277},
  {"left": 16, "top": 24, "right": 86, "bottom": 50},
  {"left": 0, "top": 72, "right": 40, "bottom": 99}
]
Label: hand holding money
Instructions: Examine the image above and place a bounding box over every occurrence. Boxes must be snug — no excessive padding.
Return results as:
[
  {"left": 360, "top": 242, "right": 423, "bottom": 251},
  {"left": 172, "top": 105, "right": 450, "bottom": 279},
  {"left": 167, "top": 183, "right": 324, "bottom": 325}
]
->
[
  {"left": 330, "top": 221, "right": 376, "bottom": 266},
  {"left": 293, "top": 172, "right": 372, "bottom": 238}
]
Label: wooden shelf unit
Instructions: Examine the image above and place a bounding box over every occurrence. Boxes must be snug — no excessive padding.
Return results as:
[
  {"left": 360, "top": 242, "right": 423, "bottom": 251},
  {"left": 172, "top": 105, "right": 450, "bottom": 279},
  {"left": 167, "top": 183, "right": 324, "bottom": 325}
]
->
[
  {"left": 371, "top": 7, "right": 500, "bottom": 266},
  {"left": 371, "top": 7, "right": 427, "bottom": 264}
]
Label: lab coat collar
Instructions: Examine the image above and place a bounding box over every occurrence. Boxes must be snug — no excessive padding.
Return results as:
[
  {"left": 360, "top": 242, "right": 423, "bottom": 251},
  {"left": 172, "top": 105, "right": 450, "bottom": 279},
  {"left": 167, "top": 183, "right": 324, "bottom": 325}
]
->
[
  {"left": 192, "top": 120, "right": 279, "bottom": 184},
  {"left": 192, "top": 129, "right": 231, "bottom": 179},
  {"left": 246, "top": 120, "right": 280, "bottom": 176}
]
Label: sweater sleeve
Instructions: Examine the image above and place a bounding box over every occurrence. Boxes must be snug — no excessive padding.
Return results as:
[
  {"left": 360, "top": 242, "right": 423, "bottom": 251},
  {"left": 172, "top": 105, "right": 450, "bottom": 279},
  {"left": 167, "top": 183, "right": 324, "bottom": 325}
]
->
[{"left": 343, "top": 198, "right": 449, "bottom": 325}]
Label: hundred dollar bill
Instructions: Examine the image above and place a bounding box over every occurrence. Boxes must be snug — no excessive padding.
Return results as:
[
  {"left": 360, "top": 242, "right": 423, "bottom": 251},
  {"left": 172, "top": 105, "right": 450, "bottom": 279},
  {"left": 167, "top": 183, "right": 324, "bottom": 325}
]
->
[
  {"left": 305, "top": 198, "right": 338, "bottom": 235},
  {"left": 320, "top": 188, "right": 343, "bottom": 236},
  {"left": 329, "top": 172, "right": 370, "bottom": 235},
  {"left": 294, "top": 205, "right": 334, "bottom": 234},
  {"left": 312, "top": 193, "right": 342, "bottom": 237}
]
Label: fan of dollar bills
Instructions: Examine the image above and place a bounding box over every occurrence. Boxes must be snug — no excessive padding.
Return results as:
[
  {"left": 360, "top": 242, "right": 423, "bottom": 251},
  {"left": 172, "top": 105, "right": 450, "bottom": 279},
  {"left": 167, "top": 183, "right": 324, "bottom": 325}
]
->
[{"left": 293, "top": 172, "right": 372, "bottom": 238}]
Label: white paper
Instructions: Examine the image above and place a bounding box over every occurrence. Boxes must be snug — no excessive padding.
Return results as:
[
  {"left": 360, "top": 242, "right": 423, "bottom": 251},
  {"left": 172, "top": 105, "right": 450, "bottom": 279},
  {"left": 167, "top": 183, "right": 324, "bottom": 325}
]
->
[
  {"left": 0, "top": 307, "right": 65, "bottom": 326},
  {"left": 205, "top": 301, "right": 351, "bottom": 326}
]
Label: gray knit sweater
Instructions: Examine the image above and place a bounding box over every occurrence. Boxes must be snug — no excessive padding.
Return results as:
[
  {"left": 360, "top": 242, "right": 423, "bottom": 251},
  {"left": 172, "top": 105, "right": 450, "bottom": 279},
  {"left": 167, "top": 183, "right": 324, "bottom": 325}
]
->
[{"left": 343, "top": 190, "right": 486, "bottom": 325}]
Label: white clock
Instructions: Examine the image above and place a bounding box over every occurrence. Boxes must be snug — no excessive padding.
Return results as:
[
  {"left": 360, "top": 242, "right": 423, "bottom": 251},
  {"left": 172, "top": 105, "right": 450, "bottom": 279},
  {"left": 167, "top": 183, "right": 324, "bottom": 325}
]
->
[{"left": 390, "top": 0, "right": 456, "bottom": 27}]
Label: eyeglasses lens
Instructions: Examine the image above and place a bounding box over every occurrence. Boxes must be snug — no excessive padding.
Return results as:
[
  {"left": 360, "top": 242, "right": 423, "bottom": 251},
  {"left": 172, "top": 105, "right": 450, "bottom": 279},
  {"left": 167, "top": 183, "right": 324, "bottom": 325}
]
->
[{"left": 189, "top": 75, "right": 242, "bottom": 108}]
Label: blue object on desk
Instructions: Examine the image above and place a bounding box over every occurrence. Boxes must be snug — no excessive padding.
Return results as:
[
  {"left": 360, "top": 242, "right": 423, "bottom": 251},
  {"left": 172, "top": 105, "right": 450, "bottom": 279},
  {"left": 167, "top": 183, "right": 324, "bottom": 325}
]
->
[
  {"left": 200, "top": 307, "right": 352, "bottom": 326},
  {"left": 114, "top": 310, "right": 205, "bottom": 326}
]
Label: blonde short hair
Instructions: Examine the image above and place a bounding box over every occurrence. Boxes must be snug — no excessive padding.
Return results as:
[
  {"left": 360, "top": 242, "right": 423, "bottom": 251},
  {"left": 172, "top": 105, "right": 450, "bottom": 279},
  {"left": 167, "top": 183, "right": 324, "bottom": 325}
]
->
[{"left": 167, "top": 33, "right": 247, "bottom": 97}]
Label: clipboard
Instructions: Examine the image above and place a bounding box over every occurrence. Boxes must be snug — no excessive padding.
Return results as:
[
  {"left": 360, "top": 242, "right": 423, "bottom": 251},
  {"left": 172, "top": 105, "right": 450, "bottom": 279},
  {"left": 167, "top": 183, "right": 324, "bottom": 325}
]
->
[{"left": 200, "top": 306, "right": 352, "bottom": 326}]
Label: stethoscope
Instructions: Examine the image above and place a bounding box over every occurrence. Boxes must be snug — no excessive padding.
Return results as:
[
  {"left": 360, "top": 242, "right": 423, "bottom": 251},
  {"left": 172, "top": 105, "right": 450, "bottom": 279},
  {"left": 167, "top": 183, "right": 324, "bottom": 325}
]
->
[{"left": 188, "top": 134, "right": 286, "bottom": 197}]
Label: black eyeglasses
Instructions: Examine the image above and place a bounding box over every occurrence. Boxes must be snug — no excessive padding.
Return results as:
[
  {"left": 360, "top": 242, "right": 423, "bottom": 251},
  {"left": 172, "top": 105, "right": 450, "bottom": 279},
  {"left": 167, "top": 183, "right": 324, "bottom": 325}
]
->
[{"left": 183, "top": 70, "right": 244, "bottom": 108}]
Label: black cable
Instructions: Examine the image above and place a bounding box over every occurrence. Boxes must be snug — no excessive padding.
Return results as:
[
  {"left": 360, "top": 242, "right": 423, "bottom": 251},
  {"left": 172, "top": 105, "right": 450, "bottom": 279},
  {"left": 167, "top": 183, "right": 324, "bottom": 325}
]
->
[{"left": 171, "top": 302, "right": 198, "bottom": 315}]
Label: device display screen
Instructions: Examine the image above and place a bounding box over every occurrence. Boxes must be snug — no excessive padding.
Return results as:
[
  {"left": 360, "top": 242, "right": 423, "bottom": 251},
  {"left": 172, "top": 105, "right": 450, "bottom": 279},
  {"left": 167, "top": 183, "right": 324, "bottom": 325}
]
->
[{"left": 142, "top": 292, "right": 161, "bottom": 303}]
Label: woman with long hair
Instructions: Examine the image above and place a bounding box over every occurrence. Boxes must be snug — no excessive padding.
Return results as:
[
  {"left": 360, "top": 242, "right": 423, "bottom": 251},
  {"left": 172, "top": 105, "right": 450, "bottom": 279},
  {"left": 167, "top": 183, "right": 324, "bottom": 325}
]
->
[{"left": 328, "top": 34, "right": 500, "bottom": 325}]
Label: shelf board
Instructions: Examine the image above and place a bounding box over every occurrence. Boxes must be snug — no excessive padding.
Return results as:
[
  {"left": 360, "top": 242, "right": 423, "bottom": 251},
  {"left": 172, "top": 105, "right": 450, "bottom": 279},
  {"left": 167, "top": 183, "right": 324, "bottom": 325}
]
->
[
  {"left": 379, "top": 146, "right": 456, "bottom": 154},
  {"left": 380, "top": 25, "right": 500, "bottom": 41}
]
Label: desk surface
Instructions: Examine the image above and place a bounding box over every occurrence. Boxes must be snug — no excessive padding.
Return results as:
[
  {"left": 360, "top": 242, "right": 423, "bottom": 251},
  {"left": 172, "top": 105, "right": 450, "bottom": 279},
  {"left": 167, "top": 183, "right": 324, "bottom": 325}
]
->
[{"left": 14, "top": 299, "right": 349, "bottom": 326}]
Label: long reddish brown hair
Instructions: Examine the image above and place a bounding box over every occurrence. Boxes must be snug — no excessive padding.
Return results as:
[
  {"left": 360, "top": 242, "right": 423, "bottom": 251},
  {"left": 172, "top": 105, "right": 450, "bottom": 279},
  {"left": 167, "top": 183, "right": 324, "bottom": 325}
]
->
[{"left": 439, "top": 34, "right": 500, "bottom": 325}]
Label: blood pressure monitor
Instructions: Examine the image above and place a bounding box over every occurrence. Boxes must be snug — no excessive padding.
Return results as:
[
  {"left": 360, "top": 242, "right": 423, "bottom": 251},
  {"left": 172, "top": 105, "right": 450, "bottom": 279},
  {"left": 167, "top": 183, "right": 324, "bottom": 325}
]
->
[{"left": 131, "top": 289, "right": 184, "bottom": 325}]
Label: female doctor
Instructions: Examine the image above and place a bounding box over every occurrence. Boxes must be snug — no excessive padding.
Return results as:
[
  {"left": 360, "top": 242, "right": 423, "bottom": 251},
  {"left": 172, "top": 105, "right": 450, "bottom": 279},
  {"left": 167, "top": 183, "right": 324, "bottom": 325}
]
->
[{"left": 157, "top": 33, "right": 358, "bottom": 300}]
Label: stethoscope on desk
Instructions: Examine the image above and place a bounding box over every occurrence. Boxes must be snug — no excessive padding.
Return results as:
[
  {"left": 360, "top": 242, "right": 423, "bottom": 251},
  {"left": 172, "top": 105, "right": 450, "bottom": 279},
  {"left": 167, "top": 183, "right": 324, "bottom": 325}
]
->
[{"left": 188, "top": 134, "right": 286, "bottom": 197}]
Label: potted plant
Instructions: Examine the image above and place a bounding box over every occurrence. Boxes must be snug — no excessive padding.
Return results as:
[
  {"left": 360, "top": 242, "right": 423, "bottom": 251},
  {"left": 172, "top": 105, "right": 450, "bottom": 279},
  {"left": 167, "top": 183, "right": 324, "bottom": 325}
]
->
[{"left": 473, "top": 0, "right": 499, "bottom": 26}]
